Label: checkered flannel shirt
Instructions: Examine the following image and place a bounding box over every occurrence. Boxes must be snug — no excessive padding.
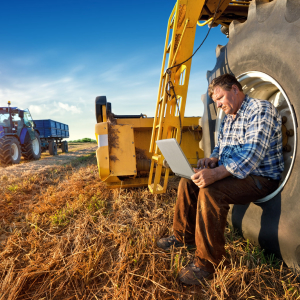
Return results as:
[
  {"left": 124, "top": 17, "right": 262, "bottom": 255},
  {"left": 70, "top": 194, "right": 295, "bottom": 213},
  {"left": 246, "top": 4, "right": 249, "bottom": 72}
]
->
[{"left": 210, "top": 95, "right": 284, "bottom": 180}]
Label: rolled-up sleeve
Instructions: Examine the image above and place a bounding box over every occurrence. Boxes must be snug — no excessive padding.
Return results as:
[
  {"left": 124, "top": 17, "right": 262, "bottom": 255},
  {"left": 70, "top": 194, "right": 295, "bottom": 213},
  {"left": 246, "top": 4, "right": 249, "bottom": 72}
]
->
[{"left": 210, "top": 144, "right": 219, "bottom": 159}]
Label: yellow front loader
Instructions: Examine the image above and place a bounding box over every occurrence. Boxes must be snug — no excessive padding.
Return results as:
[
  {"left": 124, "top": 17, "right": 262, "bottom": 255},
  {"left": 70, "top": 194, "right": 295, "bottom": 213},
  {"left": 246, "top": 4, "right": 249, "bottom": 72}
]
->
[{"left": 95, "top": 95, "right": 201, "bottom": 191}]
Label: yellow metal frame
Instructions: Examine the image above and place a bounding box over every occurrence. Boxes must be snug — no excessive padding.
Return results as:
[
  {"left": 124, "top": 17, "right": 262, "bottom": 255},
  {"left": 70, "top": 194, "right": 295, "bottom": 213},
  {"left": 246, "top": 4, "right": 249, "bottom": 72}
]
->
[
  {"left": 95, "top": 122, "right": 110, "bottom": 181},
  {"left": 148, "top": 0, "right": 205, "bottom": 194},
  {"left": 197, "top": 17, "right": 213, "bottom": 27}
]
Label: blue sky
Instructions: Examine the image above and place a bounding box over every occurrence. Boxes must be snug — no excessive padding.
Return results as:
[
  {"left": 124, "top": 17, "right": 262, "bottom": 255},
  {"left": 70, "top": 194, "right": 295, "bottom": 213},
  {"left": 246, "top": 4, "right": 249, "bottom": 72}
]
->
[{"left": 0, "top": 0, "right": 228, "bottom": 140}]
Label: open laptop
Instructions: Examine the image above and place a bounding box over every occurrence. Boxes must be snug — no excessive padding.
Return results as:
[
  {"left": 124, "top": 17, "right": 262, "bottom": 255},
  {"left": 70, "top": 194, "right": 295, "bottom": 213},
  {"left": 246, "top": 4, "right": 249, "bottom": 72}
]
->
[{"left": 156, "top": 138, "right": 194, "bottom": 179}]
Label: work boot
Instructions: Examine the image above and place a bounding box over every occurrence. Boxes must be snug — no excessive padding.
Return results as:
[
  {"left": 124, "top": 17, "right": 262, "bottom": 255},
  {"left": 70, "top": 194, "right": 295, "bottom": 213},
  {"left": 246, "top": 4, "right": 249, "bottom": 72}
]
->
[
  {"left": 156, "top": 235, "right": 195, "bottom": 251},
  {"left": 178, "top": 262, "right": 212, "bottom": 285}
]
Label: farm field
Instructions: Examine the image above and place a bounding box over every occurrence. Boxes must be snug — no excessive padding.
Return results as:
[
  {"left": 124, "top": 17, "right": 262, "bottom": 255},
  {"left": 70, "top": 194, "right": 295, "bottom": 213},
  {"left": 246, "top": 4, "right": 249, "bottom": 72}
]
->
[
  {"left": 0, "top": 151, "right": 299, "bottom": 299},
  {"left": 0, "top": 142, "right": 97, "bottom": 178}
]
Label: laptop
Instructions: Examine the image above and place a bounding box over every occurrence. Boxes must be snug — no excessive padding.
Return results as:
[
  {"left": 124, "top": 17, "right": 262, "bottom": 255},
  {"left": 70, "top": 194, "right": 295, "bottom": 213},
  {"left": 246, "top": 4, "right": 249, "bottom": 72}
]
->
[{"left": 156, "top": 138, "right": 195, "bottom": 179}]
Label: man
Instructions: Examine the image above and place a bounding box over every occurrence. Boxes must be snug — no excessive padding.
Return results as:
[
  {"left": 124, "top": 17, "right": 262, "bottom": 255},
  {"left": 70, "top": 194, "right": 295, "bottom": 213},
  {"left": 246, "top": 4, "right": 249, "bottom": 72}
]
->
[{"left": 157, "top": 74, "right": 284, "bottom": 285}]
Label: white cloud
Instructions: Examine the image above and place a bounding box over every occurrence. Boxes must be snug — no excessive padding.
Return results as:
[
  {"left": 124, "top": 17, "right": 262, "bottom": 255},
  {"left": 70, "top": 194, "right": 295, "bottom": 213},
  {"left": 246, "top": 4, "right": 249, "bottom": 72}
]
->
[
  {"left": 29, "top": 104, "right": 43, "bottom": 114},
  {"left": 58, "top": 102, "right": 80, "bottom": 114},
  {"left": 0, "top": 53, "right": 180, "bottom": 139},
  {"left": 41, "top": 77, "right": 72, "bottom": 88}
]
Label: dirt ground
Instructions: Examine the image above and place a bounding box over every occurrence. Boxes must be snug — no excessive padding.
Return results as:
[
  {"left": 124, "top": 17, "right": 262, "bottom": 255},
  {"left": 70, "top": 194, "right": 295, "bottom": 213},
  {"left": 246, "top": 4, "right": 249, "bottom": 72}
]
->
[{"left": 0, "top": 142, "right": 98, "bottom": 179}]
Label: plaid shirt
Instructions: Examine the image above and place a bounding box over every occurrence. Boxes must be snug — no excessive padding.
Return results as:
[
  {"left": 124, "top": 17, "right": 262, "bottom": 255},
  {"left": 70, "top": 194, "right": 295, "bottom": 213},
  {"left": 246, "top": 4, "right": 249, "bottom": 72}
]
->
[{"left": 210, "top": 95, "right": 284, "bottom": 180}]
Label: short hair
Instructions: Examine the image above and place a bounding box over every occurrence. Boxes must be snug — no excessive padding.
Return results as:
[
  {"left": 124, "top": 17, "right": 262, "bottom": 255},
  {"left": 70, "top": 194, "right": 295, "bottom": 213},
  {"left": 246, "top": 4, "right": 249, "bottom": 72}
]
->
[{"left": 208, "top": 73, "right": 243, "bottom": 98}]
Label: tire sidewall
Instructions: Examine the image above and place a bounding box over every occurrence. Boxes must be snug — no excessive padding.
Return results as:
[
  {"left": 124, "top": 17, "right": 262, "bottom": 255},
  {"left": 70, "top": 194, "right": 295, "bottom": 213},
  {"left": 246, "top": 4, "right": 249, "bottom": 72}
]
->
[
  {"left": 64, "top": 141, "right": 68, "bottom": 153},
  {"left": 54, "top": 143, "right": 57, "bottom": 155},
  {"left": 62, "top": 141, "right": 68, "bottom": 153},
  {"left": 49, "top": 141, "right": 58, "bottom": 156}
]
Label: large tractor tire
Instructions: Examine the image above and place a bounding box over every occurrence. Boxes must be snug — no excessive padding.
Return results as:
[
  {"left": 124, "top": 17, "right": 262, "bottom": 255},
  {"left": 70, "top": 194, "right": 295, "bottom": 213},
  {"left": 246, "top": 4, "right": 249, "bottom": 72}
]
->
[
  {"left": 0, "top": 136, "right": 21, "bottom": 164},
  {"left": 201, "top": 0, "right": 300, "bottom": 272},
  {"left": 22, "top": 131, "right": 42, "bottom": 160}
]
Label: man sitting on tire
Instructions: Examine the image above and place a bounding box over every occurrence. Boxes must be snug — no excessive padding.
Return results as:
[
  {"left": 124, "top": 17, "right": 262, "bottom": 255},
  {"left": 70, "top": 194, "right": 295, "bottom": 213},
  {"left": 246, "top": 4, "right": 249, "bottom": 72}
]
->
[{"left": 157, "top": 74, "right": 284, "bottom": 285}]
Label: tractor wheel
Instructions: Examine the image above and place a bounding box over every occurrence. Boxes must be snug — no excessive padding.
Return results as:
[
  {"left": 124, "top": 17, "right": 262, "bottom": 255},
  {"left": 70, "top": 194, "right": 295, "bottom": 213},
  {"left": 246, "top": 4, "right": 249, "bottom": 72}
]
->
[
  {"left": 61, "top": 141, "right": 69, "bottom": 153},
  {"left": 49, "top": 141, "right": 58, "bottom": 156},
  {"left": 201, "top": 0, "right": 300, "bottom": 272},
  {"left": 0, "top": 136, "right": 21, "bottom": 164},
  {"left": 22, "top": 131, "right": 41, "bottom": 160}
]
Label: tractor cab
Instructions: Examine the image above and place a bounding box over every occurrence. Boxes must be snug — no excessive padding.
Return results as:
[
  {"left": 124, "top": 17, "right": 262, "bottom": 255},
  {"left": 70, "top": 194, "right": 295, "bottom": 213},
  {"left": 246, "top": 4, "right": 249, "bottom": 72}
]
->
[
  {"left": 0, "top": 107, "right": 23, "bottom": 135},
  {"left": 0, "top": 104, "right": 36, "bottom": 137}
]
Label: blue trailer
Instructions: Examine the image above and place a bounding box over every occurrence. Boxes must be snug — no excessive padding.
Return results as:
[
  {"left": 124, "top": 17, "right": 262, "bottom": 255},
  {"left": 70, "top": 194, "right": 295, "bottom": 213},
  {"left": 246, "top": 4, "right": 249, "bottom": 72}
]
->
[{"left": 34, "top": 119, "right": 70, "bottom": 155}]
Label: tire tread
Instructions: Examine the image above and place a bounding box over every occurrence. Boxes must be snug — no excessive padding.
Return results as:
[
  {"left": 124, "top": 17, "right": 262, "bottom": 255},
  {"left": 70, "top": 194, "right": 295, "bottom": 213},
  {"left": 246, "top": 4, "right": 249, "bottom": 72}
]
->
[{"left": 0, "top": 137, "right": 21, "bottom": 164}]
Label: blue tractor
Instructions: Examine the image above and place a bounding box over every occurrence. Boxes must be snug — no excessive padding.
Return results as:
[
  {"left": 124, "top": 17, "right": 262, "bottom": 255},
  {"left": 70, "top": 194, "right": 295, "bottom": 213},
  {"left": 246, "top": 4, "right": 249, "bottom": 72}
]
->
[{"left": 0, "top": 102, "right": 41, "bottom": 164}]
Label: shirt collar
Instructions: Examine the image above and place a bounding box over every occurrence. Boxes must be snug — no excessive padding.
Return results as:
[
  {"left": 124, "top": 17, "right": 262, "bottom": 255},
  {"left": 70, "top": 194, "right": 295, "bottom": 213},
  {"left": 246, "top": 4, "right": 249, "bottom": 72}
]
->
[{"left": 227, "top": 94, "right": 250, "bottom": 120}]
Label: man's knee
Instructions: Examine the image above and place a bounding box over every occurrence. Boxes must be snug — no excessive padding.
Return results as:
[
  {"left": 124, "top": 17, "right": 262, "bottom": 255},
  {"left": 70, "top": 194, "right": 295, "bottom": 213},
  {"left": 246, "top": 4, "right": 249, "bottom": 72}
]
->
[
  {"left": 198, "top": 185, "right": 214, "bottom": 196},
  {"left": 178, "top": 178, "right": 193, "bottom": 189},
  {"left": 198, "top": 186, "right": 210, "bottom": 204},
  {"left": 178, "top": 178, "right": 198, "bottom": 194},
  {"left": 198, "top": 185, "right": 229, "bottom": 211},
  {"left": 178, "top": 178, "right": 199, "bottom": 200}
]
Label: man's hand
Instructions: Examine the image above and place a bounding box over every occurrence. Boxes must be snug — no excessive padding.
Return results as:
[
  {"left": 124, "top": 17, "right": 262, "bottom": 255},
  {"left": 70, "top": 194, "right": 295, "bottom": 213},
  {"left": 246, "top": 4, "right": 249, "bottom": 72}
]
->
[
  {"left": 191, "top": 165, "right": 232, "bottom": 188},
  {"left": 192, "top": 168, "right": 217, "bottom": 188},
  {"left": 197, "top": 157, "right": 218, "bottom": 169}
]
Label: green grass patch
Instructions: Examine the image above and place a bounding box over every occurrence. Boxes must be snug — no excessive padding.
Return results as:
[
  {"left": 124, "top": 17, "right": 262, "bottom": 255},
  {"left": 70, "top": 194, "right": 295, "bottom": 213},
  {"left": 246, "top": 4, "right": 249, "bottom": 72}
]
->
[
  {"left": 77, "top": 153, "right": 95, "bottom": 162},
  {"left": 7, "top": 184, "right": 19, "bottom": 192},
  {"left": 86, "top": 195, "right": 107, "bottom": 213},
  {"left": 50, "top": 205, "right": 74, "bottom": 227},
  {"left": 68, "top": 138, "right": 97, "bottom": 143}
]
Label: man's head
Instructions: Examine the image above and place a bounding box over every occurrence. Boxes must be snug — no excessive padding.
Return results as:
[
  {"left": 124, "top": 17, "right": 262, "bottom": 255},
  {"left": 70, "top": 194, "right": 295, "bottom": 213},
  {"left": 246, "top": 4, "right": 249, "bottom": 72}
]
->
[{"left": 208, "top": 74, "right": 245, "bottom": 116}]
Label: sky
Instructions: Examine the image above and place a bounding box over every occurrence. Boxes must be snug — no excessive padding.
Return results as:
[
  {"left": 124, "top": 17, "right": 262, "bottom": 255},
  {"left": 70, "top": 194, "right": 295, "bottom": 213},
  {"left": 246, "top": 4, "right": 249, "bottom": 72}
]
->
[{"left": 0, "top": 0, "right": 228, "bottom": 140}]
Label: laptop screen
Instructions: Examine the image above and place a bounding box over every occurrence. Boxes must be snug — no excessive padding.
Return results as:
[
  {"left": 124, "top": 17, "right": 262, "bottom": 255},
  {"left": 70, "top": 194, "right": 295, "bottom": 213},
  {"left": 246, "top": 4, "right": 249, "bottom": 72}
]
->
[{"left": 156, "top": 139, "right": 194, "bottom": 179}]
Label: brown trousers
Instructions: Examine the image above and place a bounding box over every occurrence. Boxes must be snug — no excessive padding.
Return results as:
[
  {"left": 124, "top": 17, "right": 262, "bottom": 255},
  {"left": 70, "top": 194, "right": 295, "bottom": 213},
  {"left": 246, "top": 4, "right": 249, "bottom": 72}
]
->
[{"left": 173, "top": 175, "right": 279, "bottom": 273}]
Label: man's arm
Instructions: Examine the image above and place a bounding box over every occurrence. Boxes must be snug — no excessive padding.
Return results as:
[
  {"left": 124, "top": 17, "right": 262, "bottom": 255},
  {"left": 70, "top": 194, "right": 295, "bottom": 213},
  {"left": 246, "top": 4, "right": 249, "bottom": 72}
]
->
[
  {"left": 192, "top": 114, "right": 225, "bottom": 187},
  {"left": 207, "top": 115, "right": 226, "bottom": 165}
]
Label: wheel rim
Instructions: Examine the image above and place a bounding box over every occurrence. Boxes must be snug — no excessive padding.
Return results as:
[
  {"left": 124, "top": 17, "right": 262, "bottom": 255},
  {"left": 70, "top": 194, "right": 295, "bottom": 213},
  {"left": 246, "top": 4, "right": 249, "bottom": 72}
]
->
[
  {"left": 11, "top": 143, "right": 19, "bottom": 160},
  {"left": 32, "top": 138, "right": 40, "bottom": 155},
  {"left": 215, "top": 71, "right": 297, "bottom": 202}
]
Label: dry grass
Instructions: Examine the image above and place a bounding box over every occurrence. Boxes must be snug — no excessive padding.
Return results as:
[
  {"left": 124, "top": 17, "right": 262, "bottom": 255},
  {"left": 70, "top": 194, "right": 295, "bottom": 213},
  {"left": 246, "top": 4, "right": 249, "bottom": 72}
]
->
[
  {"left": 0, "top": 142, "right": 96, "bottom": 168},
  {"left": 0, "top": 154, "right": 299, "bottom": 299}
]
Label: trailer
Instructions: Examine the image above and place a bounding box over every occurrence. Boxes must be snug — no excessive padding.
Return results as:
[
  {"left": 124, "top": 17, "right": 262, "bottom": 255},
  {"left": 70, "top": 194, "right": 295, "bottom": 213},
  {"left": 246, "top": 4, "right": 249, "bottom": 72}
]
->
[{"left": 34, "top": 119, "right": 69, "bottom": 155}]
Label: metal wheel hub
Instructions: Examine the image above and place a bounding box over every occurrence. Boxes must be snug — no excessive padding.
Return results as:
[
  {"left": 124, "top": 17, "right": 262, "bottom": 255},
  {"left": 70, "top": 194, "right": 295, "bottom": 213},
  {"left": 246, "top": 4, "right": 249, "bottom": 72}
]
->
[
  {"left": 32, "top": 138, "right": 39, "bottom": 155},
  {"left": 11, "top": 143, "right": 19, "bottom": 160}
]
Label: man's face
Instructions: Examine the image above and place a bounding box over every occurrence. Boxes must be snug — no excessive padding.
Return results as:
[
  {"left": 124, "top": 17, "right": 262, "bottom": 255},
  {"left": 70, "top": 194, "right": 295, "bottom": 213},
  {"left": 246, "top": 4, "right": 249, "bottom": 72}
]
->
[{"left": 211, "top": 85, "right": 240, "bottom": 115}]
